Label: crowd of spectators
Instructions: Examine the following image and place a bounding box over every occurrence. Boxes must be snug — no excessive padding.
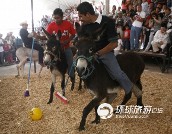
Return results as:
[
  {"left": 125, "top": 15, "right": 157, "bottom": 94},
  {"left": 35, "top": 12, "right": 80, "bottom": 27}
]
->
[
  {"left": 110, "top": 0, "right": 172, "bottom": 53},
  {"left": 0, "top": 32, "right": 23, "bottom": 66},
  {"left": 40, "top": 0, "right": 172, "bottom": 54},
  {"left": 1, "top": 0, "right": 171, "bottom": 67}
]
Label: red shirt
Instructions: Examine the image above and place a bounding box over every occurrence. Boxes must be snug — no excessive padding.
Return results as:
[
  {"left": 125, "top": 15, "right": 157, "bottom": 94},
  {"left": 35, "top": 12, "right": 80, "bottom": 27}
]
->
[
  {"left": 3, "top": 44, "right": 10, "bottom": 51},
  {"left": 123, "top": 29, "right": 130, "bottom": 39},
  {"left": 47, "top": 20, "right": 76, "bottom": 49}
]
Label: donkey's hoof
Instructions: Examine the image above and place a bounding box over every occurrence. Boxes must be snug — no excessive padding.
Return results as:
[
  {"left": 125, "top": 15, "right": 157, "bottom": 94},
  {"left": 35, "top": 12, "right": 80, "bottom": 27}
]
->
[
  {"left": 24, "top": 90, "right": 30, "bottom": 97},
  {"left": 62, "top": 92, "right": 65, "bottom": 96},
  {"left": 91, "top": 119, "right": 100, "bottom": 124},
  {"left": 47, "top": 101, "right": 52, "bottom": 104},
  {"left": 79, "top": 126, "right": 85, "bottom": 131},
  {"left": 71, "top": 86, "right": 74, "bottom": 91},
  {"left": 15, "top": 75, "right": 19, "bottom": 78}
]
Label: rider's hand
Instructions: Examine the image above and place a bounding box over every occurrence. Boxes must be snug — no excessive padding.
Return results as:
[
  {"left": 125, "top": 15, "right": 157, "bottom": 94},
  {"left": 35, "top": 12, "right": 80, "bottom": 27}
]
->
[{"left": 93, "top": 52, "right": 100, "bottom": 61}]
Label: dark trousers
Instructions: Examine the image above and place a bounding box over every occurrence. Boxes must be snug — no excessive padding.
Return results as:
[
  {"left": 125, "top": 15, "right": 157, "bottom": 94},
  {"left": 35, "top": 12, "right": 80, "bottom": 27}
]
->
[
  {"left": 144, "top": 30, "right": 150, "bottom": 50},
  {"left": 25, "top": 42, "right": 44, "bottom": 64},
  {"left": 123, "top": 38, "right": 130, "bottom": 50},
  {"left": 0, "top": 51, "right": 4, "bottom": 65}
]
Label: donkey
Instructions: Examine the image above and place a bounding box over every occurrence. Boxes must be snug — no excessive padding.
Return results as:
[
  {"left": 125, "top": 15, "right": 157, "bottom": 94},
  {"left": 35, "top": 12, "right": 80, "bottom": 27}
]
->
[
  {"left": 15, "top": 47, "right": 43, "bottom": 78},
  {"left": 42, "top": 28, "right": 82, "bottom": 104},
  {"left": 74, "top": 28, "right": 145, "bottom": 130}
]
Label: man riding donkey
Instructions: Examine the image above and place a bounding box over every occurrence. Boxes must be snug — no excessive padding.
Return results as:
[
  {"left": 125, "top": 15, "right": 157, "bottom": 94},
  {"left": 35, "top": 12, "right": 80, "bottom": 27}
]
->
[
  {"left": 76, "top": 2, "right": 142, "bottom": 100},
  {"left": 33, "top": 8, "right": 76, "bottom": 83},
  {"left": 19, "top": 21, "right": 44, "bottom": 67}
]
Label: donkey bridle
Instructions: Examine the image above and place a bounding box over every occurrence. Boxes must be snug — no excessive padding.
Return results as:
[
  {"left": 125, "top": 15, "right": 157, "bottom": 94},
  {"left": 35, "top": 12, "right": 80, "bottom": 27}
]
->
[
  {"left": 44, "top": 50, "right": 62, "bottom": 68},
  {"left": 74, "top": 55, "right": 95, "bottom": 79}
]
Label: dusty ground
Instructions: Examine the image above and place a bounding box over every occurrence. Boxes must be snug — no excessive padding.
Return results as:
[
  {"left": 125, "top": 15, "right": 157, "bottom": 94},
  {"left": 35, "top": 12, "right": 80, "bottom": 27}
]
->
[{"left": 0, "top": 62, "right": 172, "bottom": 134}]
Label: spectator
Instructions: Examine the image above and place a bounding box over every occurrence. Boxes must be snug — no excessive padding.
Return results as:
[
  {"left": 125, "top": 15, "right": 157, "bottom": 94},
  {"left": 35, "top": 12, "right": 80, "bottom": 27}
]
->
[
  {"left": 130, "top": 5, "right": 146, "bottom": 51},
  {"left": 128, "top": 4, "right": 136, "bottom": 20},
  {"left": 147, "top": 2, "right": 154, "bottom": 15},
  {"left": 116, "top": 11, "right": 124, "bottom": 38},
  {"left": 5, "top": 32, "right": 15, "bottom": 46},
  {"left": 0, "top": 34, "right": 4, "bottom": 66},
  {"left": 3, "top": 40, "right": 13, "bottom": 64},
  {"left": 151, "top": 23, "right": 169, "bottom": 53},
  {"left": 162, "top": 7, "right": 172, "bottom": 31},
  {"left": 167, "top": 0, "right": 172, "bottom": 8},
  {"left": 15, "top": 37, "right": 23, "bottom": 49},
  {"left": 121, "top": 0, "right": 127, "bottom": 14},
  {"left": 123, "top": 24, "right": 131, "bottom": 51},
  {"left": 144, "top": 12, "right": 162, "bottom": 51},
  {"left": 141, "top": 0, "right": 149, "bottom": 15}
]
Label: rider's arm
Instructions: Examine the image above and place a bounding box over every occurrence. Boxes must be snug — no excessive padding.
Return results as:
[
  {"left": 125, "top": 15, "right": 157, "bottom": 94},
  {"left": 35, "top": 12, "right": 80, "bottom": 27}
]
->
[
  {"left": 96, "top": 41, "right": 117, "bottom": 56},
  {"left": 33, "top": 32, "right": 47, "bottom": 40}
]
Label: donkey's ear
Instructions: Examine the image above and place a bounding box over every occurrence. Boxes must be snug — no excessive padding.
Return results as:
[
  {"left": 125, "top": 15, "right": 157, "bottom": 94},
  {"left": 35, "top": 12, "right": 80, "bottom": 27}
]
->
[
  {"left": 75, "top": 22, "right": 80, "bottom": 32},
  {"left": 42, "top": 27, "right": 51, "bottom": 39}
]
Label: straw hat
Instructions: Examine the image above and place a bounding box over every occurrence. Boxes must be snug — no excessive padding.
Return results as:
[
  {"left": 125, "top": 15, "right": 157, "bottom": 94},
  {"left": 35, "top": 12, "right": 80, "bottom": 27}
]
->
[{"left": 20, "top": 21, "right": 28, "bottom": 26}]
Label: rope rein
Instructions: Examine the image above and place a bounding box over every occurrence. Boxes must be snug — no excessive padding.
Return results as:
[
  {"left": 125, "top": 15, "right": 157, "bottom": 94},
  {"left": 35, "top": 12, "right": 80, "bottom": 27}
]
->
[{"left": 74, "top": 55, "right": 95, "bottom": 79}]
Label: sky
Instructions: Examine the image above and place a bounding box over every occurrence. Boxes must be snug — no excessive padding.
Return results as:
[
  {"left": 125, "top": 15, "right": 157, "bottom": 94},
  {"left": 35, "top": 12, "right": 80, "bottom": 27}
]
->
[
  {"left": 0, "top": 0, "right": 51, "bottom": 37},
  {"left": 0, "top": 0, "right": 121, "bottom": 38}
]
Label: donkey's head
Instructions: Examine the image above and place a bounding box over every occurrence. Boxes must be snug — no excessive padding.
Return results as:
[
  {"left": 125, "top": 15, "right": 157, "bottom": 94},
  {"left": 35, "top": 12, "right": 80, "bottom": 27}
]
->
[
  {"left": 42, "top": 27, "right": 62, "bottom": 66},
  {"left": 74, "top": 23, "right": 107, "bottom": 79}
]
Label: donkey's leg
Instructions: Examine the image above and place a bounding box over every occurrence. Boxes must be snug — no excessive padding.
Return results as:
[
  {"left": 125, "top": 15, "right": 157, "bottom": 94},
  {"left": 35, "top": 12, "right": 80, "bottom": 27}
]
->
[
  {"left": 47, "top": 82, "right": 55, "bottom": 104},
  {"left": 16, "top": 58, "right": 27, "bottom": 77},
  {"left": 19, "top": 58, "right": 27, "bottom": 78},
  {"left": 91, "top": 105, "right": 100, "bottom": 124},
  {"left": 61, "top": 74, "right": 65, "bottom": 96},
  {"left": 91, "top": 93, "right": 116, "bottom": 124},
  {"left": 21, "top": 64, "right": 25, "bottom": 78},
  {"left": 79, "top": 96, "right": 104, "bottom": 131},
  {"left": 135, "top": 80, "right": 144, "bottom": 106},
  {"left": 120, "top": 91, "right": 132, "bottom": 105},
  {"left": 16, "top": 64, "right": 20, "bottom": 77},
  {"left": 47, "top": 74, "right": 56, "bottom": 104},
  {"left": 70, "top": 75, "right": 75, "bottom": 91},
  {"left": 38, "top": 66, "right": 43, "bottom": 78},
  {"left": 78, "top": 78, "right": 82, "bottom": 91},
  {"left": 106, "top": 93, "right": 118, "bottom": 104}
]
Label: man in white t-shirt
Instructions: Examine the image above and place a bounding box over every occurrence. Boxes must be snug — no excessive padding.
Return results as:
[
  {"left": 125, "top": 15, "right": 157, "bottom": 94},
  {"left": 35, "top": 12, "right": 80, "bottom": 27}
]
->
[
  {"left": 130, "top": 5, "right": 146, "bottom": 51},
  {"left": 0, "top": 34, "right": 4, "bottom": 65},
  {"left": 151, "top": 23, "right": 169, "bottom": 53}
]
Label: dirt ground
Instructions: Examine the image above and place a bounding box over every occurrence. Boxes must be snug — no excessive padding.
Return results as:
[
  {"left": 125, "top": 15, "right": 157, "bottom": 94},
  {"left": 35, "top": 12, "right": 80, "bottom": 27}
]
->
[{"left": 0, "top": 62, "right": 172, "bottom": 134}]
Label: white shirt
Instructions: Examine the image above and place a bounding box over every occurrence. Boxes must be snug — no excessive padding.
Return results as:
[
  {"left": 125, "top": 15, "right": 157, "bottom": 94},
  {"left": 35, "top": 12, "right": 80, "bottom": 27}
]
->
[
  {"left": 141, "top": 2, "right": 148, "bottom": 14},
  {"left": 114, "top": 39, "right": 123, "bottom": 50},
  {"left": 132, "top": 11, "right": 146, "bottom": 27},
  {"left": 153, "top": 30, "right": 168, "bottom": 45},
  {"left": 95, "top": 14, "right": 102, "bottom": 24}
]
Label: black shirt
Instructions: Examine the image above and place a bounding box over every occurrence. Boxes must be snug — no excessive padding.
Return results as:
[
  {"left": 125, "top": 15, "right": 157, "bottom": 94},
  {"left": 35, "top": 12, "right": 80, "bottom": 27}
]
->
[
  {"left": 20, "top": 28, "right": 33, "bottom": 47},
  {"left": 79, "top": 16, "right": 118, "bottom": 52}
]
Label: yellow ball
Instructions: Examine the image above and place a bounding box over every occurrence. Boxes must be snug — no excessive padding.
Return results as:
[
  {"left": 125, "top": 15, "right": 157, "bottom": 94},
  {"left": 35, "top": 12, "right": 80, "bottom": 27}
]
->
[{"left": 30, "top": 107, "right": 43, "bottom": 121}]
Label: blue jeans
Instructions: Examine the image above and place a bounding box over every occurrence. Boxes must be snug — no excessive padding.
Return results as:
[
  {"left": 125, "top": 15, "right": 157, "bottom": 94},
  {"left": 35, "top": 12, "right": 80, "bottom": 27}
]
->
[
  {"left": 64, "top": 48, "right": 75, "bottom": 78},
  {"left": 99, "top": 52, "right": 132, "bottom": 94},
  {"left": 130, "top": 26, "right": 142, "bottom": 50}
]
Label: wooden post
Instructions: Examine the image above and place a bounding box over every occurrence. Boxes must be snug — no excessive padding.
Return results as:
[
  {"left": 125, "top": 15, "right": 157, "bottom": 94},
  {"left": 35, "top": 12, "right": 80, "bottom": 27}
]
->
[
  {"left": 105, "top": 0, "right": 109, "bottom": 15},
  {"left": 34, "top": 61, "right": 36, "bottom": 73}
]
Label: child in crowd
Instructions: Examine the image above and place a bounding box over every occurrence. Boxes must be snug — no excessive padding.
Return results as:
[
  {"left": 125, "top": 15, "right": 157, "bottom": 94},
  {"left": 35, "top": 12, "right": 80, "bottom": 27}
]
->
[
  {"left": 3, "top": 41, "right": 13, "bottom": 64},
  {"left": 123, "top": 24, "right": 130, "bottom": 51}
]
